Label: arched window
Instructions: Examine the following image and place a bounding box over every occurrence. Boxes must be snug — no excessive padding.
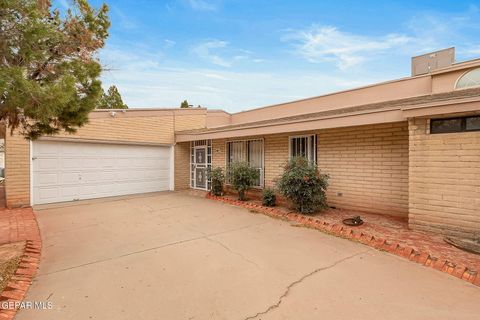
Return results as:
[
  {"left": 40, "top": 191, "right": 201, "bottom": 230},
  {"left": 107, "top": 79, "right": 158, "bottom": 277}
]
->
[{"left": 455, "top": 68, "right": 480, "bottom": 89}]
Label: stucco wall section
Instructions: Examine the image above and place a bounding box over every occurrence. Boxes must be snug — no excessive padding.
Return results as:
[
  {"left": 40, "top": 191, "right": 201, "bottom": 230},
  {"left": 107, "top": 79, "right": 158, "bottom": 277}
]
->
[
  {"left": 408, "top": 118, "right": 480, "bottom": 238},
  {"left": 174, "top": 142, "right": 191, "bottom": 190},
  {"left": 210, "top": 122, "right": 409, "bottom": 216}
]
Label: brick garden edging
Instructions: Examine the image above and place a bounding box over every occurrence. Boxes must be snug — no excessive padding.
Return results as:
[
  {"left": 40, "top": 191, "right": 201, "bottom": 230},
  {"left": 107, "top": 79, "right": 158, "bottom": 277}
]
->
[
  {"left": 206, "top": 194, "right": 480, "bottom": 287},
  {"left": 0, "top": 209, "right": 42, "bottom": 320}
]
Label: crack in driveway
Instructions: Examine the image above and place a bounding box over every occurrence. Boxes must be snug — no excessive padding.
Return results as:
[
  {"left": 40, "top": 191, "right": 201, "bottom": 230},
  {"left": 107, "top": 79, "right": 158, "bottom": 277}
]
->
[
  {"left": 242, "top": 249, "right": 370, "bottom": 320},
  {"left": 205, "top": 237, "right": 260, "bottom": 269},
  {"left": 175, "top": 220, "right": 263, "bottom": 269}
]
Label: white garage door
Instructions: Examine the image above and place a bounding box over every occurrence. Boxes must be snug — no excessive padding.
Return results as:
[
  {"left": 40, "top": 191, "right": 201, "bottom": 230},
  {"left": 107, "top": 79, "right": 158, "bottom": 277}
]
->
[{"left": 32, "top": 140, "right": 172, "bottom": 205}]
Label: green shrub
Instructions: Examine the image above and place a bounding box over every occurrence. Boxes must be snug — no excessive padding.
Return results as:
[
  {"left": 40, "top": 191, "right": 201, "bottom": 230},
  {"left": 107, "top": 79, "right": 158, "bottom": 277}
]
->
[
  {"left": 209, "top": 167, "right": 224, "bottom": 196},
  {"left": 276, "top": 157, "right": 329, "bottom": 214},
  {"left": 229, "top": 161, "right": 260, "bottom": 201},
  {"left": 262, "top": 188, "right": 276, "bottom": 207}
]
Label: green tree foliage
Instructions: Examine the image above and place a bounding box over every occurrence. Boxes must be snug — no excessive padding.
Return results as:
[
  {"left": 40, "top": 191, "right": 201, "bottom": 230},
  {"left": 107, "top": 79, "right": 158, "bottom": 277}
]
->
[
  {"left": 0, "top": 0, "right": 110, "bottom": 139},
  {"left": 262, "top": 187, "right": 276, "bottom": 207},
  {"left": 180, "top": 100, "right": 190, "bottom": 108},
  {"left": 277, "top": 157, "right": 329, "bottom": 214},
  {"left": 229, "top": 161, "right": 260, "bottom": 201},
  {"left": 208, "top": 167, "right": 224, "bottom": 196},
  {"left": 98, "top": 85, "right": 128, "bottom": 109}
]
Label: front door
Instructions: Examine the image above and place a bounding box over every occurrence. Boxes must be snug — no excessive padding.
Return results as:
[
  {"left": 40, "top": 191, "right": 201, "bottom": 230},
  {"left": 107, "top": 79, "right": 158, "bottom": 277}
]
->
[{"left": 194, "top": 146, "right": 207, "bottom": 189}]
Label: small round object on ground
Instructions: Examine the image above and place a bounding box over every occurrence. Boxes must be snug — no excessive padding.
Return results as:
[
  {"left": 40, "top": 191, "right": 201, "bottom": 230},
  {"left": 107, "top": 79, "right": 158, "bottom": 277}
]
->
[{"left": 342, "top": 216, "right": 364, "bottom": 226}]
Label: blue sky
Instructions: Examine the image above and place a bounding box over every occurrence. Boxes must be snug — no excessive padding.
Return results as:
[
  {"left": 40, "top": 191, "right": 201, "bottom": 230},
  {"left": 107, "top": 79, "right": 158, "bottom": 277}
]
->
[{"left": 58, "top": 0, "right": 480, "bottom": 112}]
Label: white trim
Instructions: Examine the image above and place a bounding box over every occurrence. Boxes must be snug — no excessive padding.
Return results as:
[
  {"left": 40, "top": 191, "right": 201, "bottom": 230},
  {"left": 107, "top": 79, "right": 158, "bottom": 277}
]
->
[
  {"left": 37, "top": 136, "right": 173, "bottom": 147},
  {"left": 289, "top": 134, "right": 317, "bottom": 163},
  {"left": 190, "top": 140, "right": 212, "bottom": 191},
  {"left": 169, "top": 145, "right": 175, "bottom": 191},
  {"left": 193, "top": 145, "right": 208, "bottom": 191}
]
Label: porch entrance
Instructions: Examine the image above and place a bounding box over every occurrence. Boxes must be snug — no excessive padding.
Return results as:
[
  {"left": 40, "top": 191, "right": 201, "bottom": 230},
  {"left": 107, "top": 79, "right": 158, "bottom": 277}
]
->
[{"left": 190, "top": 140, "right": 212, "bottom": 191}]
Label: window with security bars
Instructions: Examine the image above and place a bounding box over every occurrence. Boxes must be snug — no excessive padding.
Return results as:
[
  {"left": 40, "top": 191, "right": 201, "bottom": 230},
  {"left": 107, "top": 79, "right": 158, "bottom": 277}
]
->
[
  {"left": 226, "top": 139, "right": 264, "bottom": 187},
  {"left": 289, "top": 135, "right": 316, "bottom": 163}
]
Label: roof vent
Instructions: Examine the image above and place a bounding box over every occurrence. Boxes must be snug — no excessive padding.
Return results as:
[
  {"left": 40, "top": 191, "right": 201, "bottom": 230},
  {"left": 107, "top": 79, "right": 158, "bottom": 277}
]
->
[{"left": 411, "top": 47, "right": 455, "bottom": 76}]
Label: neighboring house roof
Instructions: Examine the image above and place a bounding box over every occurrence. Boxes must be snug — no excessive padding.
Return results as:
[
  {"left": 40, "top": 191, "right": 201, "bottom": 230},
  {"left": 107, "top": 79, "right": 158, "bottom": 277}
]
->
[{"left": 176, "top": 87, "right": 480, "bottom": 140}]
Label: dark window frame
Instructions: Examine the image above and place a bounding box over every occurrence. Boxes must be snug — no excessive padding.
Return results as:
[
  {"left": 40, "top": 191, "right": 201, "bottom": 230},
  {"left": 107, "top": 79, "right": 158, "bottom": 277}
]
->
[{"left": 430, "top": 116, "right": 480, "bottom": 134}]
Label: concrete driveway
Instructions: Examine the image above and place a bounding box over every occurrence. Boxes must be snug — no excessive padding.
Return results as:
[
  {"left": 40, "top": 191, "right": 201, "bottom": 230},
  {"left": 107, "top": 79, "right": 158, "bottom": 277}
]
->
[{"left": 17, "top": 192, "right": 480, "bottom": 320}]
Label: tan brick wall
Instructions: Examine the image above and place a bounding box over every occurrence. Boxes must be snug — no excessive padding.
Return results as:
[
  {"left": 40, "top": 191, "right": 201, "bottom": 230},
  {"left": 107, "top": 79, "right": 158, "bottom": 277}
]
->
[
  {"left": 175, "top": 114, "right": 208, "bottom": 131},
  {"left": 212, "top": 138, "right": 227, "bottom": 170},
  {"left": 210, "top": 122, "right": 409, "bottom": 216},
  {"left": 318, "top": 122, "right": 409, "bottom": 216},
  {"left": 174, "top": 142, "right": 191, "bottom": 190},
  {"left": 4, "top": 110, "right": 207, "bottom": 207},
  {"left": 56, "top": 116, "right": 175, "bottom": 144},
  {"left": 4, "top": 132, "right": 30, "bottom": 208},
  {"left": 408, "top": 118, "right": 480, "bottom": 238},
  {"left": 264, "top": 135, "right": 289, "bottom": 187}
]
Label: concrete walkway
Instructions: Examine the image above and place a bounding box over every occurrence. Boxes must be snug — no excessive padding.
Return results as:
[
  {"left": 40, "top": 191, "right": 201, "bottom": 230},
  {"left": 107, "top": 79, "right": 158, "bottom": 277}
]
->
[{"left": 17, "top": 192, "right": 480, "bottom": 320}]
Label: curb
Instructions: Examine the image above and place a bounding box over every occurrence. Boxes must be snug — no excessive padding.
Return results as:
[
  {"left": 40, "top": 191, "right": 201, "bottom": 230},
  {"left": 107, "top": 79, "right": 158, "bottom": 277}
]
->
[
  {"left": 0, "top": 211, "right": 42, "bottom": 320},
  {"left": 206, "top": 194, "right": 480, "bottom": 287}
]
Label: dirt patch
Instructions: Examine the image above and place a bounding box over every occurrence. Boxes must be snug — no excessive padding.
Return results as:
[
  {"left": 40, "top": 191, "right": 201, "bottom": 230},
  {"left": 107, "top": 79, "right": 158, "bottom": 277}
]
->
[{"left": 0, "top": 241, "right": 26, "bottom": 292}]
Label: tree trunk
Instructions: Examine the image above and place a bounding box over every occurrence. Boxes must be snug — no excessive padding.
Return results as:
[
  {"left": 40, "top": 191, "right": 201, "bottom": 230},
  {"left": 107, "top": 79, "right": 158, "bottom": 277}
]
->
[{"left": 238, "top": 190, "right": 246, "bottom": 201}]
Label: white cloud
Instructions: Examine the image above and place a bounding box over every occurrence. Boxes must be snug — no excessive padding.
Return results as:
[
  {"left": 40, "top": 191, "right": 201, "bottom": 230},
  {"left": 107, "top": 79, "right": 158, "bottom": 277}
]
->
[
  {"left": 107, "top": 67, "right": 381, "bottom": 112},
  {"left": 184, "top": 0, "right": 217, "bottom": 12},
  {"left": 284, "top": 7, "right": 480, "bottom": 70},
  {"left": 204, "top": 73, "right": 227, "bottom": 80},
  {"left": 100, "top": 45, "right": 385, "bottom": 112},
  {"left": 192, "top": 40, "right": 232, "bottom": 67},
  {"left": 191, "top": 40, "right": 262, "bottom": 67},
  {"left": 406, "top": 8, "right": 480, "bottom": 58},
  {"left": 284, "top": 25, "right": 412, "bottom": 70},
  {"left": 98, "top": 6, "right": 480, "bottom": 112},
  {"left": 163, "top": 39, "right": 176, "bottom": 49}
]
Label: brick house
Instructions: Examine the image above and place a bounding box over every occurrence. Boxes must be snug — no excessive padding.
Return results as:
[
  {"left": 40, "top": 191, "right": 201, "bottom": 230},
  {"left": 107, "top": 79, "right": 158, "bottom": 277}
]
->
[{"left": 2, "top": 48, "right": 480, "bottom": 238}]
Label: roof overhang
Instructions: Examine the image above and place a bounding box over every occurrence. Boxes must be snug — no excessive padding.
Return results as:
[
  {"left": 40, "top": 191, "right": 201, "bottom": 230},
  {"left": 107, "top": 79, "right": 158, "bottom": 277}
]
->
[
  {"left": 176, "top": 109, "right": 404, "bottom": 142},
  {"left": 401, "top": 96, "right": 480, "bottom": 118},
  {"left": 175, "top": 89, "right": 480, "bottom": 142},
  {"left": 37, "top": 136, "right": 174, "bottom": 147}
]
